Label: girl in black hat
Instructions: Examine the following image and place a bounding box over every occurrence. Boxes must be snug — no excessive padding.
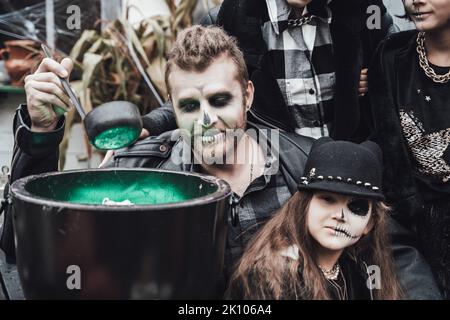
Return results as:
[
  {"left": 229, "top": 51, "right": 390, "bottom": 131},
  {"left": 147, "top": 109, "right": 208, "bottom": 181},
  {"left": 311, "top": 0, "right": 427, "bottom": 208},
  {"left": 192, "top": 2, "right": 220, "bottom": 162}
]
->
[
  {"left": 369, "top": 0, "right": 450, "bottom": 297},
  {"left": 227, "top": 138, "right": 403, "bottom": 299}
]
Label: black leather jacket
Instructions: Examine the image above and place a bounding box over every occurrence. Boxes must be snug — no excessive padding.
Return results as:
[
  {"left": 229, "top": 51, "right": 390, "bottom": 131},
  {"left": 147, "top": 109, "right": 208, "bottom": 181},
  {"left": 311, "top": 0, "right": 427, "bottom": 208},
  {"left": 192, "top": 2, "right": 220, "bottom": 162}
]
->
[{"left": 0, "top": 105, "right": 443, "bottom": 299}]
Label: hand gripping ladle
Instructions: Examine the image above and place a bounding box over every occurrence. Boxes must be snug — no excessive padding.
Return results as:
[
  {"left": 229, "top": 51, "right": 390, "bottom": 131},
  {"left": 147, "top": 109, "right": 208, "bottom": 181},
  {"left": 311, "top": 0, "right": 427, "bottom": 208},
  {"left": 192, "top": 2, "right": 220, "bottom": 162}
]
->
[{"left": 41, "top": 44, "right": 143, "bottom": 150}]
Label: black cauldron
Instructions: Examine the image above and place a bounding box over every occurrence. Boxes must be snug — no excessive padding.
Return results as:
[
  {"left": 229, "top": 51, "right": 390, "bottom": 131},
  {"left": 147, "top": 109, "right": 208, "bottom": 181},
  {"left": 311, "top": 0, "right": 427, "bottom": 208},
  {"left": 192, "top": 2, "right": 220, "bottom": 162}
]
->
[{"left": 10, "top": 168, "right": 231, "bottom": 299}]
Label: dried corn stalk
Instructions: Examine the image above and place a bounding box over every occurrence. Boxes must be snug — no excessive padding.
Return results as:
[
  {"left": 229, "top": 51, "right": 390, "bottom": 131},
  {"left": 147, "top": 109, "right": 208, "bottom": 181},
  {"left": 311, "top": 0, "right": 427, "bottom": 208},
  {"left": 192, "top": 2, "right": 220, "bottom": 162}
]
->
[
  {"left": 168, "top": 0, "right": 198, "bottom": 33},
  {"left": 70, "top": 0, "right": 201, "bottom": 115}
]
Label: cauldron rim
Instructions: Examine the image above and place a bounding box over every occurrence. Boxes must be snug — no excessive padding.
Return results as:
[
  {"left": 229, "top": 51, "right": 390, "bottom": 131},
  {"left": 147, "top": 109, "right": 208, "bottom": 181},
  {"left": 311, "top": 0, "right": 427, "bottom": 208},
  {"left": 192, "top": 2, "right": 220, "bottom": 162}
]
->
[{"left": 10, "top": 168, "right": 231, "bottom": 211}]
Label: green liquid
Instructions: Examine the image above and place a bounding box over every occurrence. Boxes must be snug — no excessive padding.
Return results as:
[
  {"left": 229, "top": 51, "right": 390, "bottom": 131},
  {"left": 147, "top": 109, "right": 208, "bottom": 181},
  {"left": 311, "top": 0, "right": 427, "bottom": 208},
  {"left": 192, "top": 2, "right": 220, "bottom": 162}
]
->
[
  {"left": 93, "top": 126, "right": 140, "bottom": 150},
  {"left": 66, "top": 182, "right": 188, "bottom": 205},
  {"left": 25, "top": 170, "right": 217, "bottom": 206}
]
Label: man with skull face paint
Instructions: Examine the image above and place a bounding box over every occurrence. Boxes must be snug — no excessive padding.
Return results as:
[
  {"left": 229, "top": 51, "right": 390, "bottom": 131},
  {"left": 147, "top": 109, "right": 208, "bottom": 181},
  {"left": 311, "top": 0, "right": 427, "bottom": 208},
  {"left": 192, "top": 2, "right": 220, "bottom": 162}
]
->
[{"left": 228, "top": 138, "right": 404, "bottom": 299}]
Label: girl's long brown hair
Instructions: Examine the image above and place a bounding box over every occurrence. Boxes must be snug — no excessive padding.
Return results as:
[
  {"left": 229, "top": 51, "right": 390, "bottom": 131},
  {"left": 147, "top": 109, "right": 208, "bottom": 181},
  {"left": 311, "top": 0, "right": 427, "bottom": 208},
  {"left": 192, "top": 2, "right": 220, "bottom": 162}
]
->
[{"left": 227, "top": 191, "right": 403, "bottom": 300}]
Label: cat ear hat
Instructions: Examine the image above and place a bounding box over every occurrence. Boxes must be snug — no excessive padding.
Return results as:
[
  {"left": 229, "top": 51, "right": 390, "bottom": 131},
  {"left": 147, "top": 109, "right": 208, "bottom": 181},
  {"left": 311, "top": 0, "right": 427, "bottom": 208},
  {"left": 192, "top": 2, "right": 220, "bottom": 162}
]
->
[{"left": 297, "top": 137, "right": 385, "bottom": 201}]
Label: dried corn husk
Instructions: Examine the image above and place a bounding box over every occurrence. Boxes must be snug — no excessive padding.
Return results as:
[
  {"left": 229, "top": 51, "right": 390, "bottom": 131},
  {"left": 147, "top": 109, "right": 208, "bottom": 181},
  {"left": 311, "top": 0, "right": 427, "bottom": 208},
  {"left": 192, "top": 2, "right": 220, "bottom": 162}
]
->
[{"left": 70, "top": 0, "right": 204, "bottom": 115}]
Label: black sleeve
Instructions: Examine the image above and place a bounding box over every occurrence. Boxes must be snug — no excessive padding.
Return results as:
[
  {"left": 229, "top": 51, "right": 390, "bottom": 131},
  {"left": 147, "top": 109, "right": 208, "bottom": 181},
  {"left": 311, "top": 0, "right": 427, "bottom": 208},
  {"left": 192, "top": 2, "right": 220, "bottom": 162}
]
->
[
  {"left": 367, "top": 38, "right": 390, "bottom": 139},
  {"left": 0, "top": 104, "right": 64, "bottom": 262},
  {"left": 389, "top": 217, "right": 443, "bottom": 299},
  {"left": 141, "top": 102, "right": 177, "bottom": 136},
  {"left": 10, "top": 105, "right": 64, "bottom": 180}
]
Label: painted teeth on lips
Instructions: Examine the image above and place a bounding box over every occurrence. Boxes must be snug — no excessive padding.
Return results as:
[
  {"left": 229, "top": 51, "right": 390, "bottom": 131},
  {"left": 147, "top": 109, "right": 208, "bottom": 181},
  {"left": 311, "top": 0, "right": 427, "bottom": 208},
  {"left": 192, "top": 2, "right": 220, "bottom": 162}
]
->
[
  {"left": 201, "top": 132, "right": 225, "bottom": 145},
  {"left": 333, "top": 226, "right": 356, "bottom": 239}
]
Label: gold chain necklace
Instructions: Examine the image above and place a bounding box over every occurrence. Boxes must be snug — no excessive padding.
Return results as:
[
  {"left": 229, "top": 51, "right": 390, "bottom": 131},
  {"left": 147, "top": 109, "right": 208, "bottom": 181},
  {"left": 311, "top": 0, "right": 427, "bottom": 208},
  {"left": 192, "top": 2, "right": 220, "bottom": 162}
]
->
[
  {"left": 319, "top": 263, "right": 340, "bottom": 280},
  {"left": 416, "top": 32, "right": 450, "bottom": 84}
]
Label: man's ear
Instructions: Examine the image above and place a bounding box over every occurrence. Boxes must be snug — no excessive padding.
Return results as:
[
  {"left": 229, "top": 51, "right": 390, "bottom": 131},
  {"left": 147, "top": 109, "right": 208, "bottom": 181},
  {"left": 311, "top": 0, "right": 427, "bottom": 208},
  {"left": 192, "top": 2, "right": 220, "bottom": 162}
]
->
[{"left": 244, "top": 80, "right": 254, "bottom": 111}]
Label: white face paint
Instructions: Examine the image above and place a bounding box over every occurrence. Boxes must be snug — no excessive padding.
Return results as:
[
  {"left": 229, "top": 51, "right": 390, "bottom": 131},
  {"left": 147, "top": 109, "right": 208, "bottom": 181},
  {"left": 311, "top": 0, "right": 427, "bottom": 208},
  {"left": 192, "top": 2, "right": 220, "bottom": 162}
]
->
[
  {"left": 403, "top": 0, "right": 450, "bottom": 31},
  {"left": 169, "top": 55, "right": 254, "bottom": 165},
  {"left": 307, "top": 192, "right": 373, "bottom": 253}
]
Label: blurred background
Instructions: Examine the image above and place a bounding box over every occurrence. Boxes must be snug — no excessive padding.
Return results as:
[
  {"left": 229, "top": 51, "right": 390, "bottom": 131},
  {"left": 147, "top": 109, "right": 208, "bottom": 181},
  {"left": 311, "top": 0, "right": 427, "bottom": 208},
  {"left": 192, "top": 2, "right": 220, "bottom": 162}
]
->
[{"left": 0, "top": 0, "right": 414, "bottom": 190}]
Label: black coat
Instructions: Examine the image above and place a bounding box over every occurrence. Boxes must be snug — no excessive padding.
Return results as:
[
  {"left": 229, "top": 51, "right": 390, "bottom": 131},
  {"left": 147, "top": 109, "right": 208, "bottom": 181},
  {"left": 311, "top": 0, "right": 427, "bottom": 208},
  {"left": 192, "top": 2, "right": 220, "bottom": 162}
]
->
[
  {"left": 368, "top": 30, "right": 424, "bottom": 229},
  {"left": 142, "top": 0, "right": 397, "bottom": 141}
]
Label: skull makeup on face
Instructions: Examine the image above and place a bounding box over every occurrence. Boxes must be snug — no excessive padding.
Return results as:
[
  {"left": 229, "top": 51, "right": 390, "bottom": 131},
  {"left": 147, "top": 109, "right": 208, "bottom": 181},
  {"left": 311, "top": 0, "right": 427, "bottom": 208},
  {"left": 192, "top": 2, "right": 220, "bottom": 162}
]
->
[
  {"left": 307, "top": 192, "right": 373, "bottom": 253},
  {"left": 347, "top": 198, "right": 371, "bottom": 217},
  {"left": 201, "top": 110, "right": 212, "bottom": 127},
  {"left": 170, "top": 55, "right": 252, "bottom": 165}
]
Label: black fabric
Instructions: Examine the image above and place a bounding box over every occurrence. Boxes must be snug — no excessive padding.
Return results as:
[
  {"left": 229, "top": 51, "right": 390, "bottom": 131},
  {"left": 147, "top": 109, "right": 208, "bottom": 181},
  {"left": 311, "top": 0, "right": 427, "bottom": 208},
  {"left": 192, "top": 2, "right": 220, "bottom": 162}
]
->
[
  {"left": 387, "top": 214, "right": 442, "bottom": 299},
  {"left": 416, "top": 198, "right": 450, "bottom": 298},
  {"left": 13, "top": 105, "right": 65, "bottom": 157},
  {"left": 369, "top": 30, "right": 450, "bottom": 219},
  {"left": 368, "top": 30, "right": 424, "bottom": 228},
  {"left": 398, "top": 58, "right": 450, "bottom": 202},
  {"left": 0, "top": 183, "right": 15, "bottom": 264},
  {"left": 140, "top": 102, "right": 177, "bottom": 137},
  {"left": 327, "top": 254, "right": 372, "bottom": 300}
]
